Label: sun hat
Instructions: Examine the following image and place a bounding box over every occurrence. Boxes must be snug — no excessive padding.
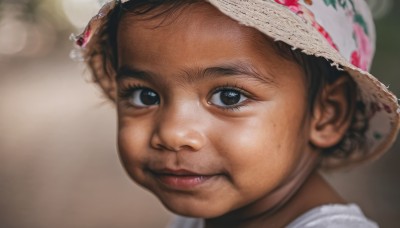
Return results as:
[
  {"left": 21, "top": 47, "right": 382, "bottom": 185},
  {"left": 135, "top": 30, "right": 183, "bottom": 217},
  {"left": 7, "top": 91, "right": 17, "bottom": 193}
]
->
[{"left": 72, "top": 0, "right": 400, "bottom": 169}]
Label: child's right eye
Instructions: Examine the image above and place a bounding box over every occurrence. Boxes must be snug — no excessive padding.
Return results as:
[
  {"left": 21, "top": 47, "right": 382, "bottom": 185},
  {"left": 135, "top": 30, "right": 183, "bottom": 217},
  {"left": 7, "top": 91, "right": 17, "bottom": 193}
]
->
[{"left": 126, "top": 88, "right": 160, "bottom": 107}]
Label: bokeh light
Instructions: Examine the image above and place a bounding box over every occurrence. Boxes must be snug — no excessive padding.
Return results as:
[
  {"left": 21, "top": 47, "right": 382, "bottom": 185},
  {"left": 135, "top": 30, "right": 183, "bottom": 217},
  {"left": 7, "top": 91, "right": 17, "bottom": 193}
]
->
[
  {"left": 61, "top": 0, "right": 100, "bottom": 29},
  {"left": 367, "top": 0, "right": 393, "bottom": 19},
  {"left": 0, "top": 15, "right": 28, "bottom": 56}
]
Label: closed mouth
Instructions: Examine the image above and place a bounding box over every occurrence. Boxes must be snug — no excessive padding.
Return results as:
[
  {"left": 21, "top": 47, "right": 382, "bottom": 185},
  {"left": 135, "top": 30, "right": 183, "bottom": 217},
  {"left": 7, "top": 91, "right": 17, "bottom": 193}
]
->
[{"left": 148, "top": 168, "right": 221, "bottom": 190}]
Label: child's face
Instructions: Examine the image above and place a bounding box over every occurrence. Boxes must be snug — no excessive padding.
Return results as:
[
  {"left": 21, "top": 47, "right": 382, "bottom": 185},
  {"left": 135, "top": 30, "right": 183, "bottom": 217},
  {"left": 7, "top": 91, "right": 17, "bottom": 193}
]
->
[{"left": 116, "top": 3, "right": 318, "bottom": 219}]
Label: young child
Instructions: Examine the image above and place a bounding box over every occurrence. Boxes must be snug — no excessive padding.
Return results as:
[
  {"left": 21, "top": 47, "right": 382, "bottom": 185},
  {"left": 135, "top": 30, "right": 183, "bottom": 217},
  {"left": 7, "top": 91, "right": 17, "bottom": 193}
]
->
[{"left": 73, "top": 0, "right": 399, "bottom": 227}]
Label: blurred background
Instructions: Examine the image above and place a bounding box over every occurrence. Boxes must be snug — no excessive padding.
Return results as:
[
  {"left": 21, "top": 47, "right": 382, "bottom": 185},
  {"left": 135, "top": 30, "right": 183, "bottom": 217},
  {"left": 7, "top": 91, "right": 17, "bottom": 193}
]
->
[{"left": 0, "top": 0, "right": 398, "bottom": 227}]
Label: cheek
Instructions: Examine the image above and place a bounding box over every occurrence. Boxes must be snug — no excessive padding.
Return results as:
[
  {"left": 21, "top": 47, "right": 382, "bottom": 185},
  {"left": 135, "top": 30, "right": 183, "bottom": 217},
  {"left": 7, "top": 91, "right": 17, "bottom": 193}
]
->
[
  {"left": 213, "top": 106, "right": 307, "bottom": 187},
  {"left": 214, "top": 120, "right": 279, "bottom": 177},
  {"left": 117, "top": 117, "right": 151, "bottom": 168}
]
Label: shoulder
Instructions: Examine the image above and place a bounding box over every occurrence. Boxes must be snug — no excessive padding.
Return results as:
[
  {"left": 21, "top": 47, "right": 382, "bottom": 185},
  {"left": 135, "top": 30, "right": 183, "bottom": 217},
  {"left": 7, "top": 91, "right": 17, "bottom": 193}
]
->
[{"left": 287, "top": 204, "right": 379, "bottom": 228}]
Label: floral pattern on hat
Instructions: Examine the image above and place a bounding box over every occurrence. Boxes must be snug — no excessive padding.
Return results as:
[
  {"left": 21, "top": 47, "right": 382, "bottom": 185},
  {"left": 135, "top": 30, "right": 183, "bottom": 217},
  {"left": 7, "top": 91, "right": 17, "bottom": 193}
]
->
[
  {"left": 274, "top": 0, "right": 374, "bottom": 71},
  {"left": 322, "top": 0, "right": 372, "bottom": 71},
  {"left": 274, "top": 0, "right": 338, "bottom": 50},
  {"left": 351, "top": 21, "right": 373, "bottom": 71}
]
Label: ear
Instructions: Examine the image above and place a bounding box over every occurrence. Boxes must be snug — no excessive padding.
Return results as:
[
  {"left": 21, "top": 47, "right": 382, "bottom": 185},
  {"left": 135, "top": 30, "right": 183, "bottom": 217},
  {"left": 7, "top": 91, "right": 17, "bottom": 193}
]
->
[{"left": 309, "top": 75, "right": 355, "bottom": 149}]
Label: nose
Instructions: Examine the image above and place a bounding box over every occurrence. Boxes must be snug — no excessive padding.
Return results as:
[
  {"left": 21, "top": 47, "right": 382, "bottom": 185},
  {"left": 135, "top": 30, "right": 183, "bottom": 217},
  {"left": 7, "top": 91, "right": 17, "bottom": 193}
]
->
[{"left": 150, "top": 104, "right": 207, "bottom": 152}]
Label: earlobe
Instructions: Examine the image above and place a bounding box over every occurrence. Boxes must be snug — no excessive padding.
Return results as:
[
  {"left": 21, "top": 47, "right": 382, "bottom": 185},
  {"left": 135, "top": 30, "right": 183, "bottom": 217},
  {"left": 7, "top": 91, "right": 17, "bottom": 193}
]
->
[{"left": 310, "top": 75, "right": 355, "bottom": 149}]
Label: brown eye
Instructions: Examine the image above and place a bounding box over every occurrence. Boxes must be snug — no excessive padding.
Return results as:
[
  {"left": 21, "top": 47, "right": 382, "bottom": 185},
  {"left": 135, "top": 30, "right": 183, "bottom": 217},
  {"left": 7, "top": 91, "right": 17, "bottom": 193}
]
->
[
  {"left": 129, "top": 88, "right": 160, "bottom": 107},
  {"left": 210, "top": 89, "right": 247, "bottom": 107}
]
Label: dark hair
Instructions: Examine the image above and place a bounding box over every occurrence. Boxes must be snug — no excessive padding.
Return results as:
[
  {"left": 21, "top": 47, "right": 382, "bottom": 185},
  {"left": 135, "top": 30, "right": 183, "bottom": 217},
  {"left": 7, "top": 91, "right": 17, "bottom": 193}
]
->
[
  {"left": 272, "top": 43, "right": 369, "bottom": 158},
  {"left": 83, "top": 0, "right": 368, "bottom": 165}
]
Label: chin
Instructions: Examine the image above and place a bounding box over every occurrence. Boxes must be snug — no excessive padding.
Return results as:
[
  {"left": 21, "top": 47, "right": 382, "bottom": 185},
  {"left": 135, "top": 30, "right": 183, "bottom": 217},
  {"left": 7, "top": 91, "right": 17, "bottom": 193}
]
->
[{"left": 157, "top": 193, "right": 229, "bottom": 218}]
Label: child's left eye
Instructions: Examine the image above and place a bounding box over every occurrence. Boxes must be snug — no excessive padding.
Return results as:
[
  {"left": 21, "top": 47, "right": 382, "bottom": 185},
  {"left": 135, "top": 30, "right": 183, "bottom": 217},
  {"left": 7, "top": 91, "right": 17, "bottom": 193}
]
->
[{"left": 209, "top": 88, "right": 248, "bottom": 108}]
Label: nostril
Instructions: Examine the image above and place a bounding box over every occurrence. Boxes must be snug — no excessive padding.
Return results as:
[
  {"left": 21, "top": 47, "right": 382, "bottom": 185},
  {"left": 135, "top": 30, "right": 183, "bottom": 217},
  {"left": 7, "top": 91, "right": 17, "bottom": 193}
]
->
[
  {"left": 179, "top": 145, "right": 198, "bottom": 152},
  {"left": 153, "top": 142, "right": 202, "bottom": 152},
  {"left": 155, "top": 143, "right": 179, "bottom": 152},
  {"left": 150, "top": 129, "right": 206, "bottom": 152}
]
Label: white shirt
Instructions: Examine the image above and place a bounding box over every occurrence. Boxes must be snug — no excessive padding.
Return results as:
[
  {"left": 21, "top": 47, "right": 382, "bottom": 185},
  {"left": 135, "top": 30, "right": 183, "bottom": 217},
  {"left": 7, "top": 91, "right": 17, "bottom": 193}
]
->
[{"left": 167, "top": 204, "right": 378, "bottom": 228}]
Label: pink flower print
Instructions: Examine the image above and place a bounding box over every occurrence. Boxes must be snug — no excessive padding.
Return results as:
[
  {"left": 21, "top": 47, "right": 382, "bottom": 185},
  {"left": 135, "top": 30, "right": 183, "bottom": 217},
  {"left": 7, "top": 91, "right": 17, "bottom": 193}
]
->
[
  {"left": 383, "top": 104, "right": 392, "bottom": 114},
  {"left": 299, "top": 7, "right": 338, "bottom": 50},
  {"left": 314, "top": 22, "right": 338, "bottom": 50},
  {"left": 76, "top": 26, "right": 92, "bottom": 47},
  {"left": 351, "top": 23, "right": 373, "bottom": 71},
  {"left": 351, "top": 51, "right": 360, "bottom": 69},
  {"left": 274, "top": 0, "right": 299, "bottom": 6},
  {"left": 274, "top": 0, "right": 338, "bottom": 50},
  {"left": 76, "top": 1, "right": 114, "bottom": 48},
  {"left": 274, "top": 0, "right": 301, "bottom": 13}
]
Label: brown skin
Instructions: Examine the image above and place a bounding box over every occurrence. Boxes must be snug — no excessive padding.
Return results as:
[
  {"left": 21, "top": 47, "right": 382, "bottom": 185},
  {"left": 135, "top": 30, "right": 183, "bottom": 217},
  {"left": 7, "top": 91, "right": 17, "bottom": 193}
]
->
[{"left": 115, "top": 3, "right": 351, "bottom": 227}]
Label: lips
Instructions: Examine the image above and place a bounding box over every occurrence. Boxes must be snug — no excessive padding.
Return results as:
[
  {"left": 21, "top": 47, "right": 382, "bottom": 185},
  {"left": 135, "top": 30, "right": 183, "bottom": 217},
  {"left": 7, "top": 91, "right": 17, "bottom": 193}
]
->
[{"left": 149, "top": 168, "right": 218, "bottom": 190}]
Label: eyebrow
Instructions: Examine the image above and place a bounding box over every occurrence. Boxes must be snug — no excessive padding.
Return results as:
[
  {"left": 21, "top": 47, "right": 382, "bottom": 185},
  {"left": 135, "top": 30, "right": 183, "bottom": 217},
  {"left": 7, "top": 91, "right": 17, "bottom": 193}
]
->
[
  {"left": 116, "top": 66, "right": 153, "bottom": 81},
  {"left": 116, "top": 61, "right": 276, "bottom": 85}
]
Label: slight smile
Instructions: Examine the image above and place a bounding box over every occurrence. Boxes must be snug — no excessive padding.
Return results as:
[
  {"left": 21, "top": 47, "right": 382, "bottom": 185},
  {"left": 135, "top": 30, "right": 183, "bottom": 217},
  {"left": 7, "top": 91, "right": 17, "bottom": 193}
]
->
[{"left": 149, "top": 168, "right": 222, "bottom": 191}]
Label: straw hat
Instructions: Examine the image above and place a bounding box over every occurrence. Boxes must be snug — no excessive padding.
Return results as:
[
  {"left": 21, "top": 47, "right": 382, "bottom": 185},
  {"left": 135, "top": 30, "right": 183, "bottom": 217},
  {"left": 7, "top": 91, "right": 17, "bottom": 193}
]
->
[{"left": 73, "top": 0, "right": 399, "bottom": 168}]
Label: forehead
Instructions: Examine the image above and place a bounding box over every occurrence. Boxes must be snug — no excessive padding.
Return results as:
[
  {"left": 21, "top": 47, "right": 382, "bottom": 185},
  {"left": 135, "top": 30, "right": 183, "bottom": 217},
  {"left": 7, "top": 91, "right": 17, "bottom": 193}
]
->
[
  {"left": 117, "top": 2, "right": 266, "bottom": 53},
  {"left": 118, "top": 2, "right": 252, "bottom": 38},
  {"left": 116, "top": 2, "right": 303, "bottom": 85}
]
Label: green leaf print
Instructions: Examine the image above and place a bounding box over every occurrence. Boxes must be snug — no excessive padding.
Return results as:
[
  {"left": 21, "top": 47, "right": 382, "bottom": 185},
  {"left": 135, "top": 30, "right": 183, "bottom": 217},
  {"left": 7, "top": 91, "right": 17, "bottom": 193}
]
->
[
  {"left": 323, "top": 0, "right": 337, "bottom": 9},
  {"left": 354, "top": 13, "right": 369, "bottom": 35},
  {"left": 337, "top": 0, "right": 347, "bottom": 8},
  {"left": 322, "top": 0, "right": 369, "bottom": 36}
]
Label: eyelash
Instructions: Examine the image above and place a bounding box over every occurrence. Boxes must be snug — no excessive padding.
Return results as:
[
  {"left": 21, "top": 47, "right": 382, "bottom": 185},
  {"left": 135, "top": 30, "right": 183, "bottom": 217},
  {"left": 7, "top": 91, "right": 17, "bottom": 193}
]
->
[
  {"left": 118, "top": 83, "right": 146, "bottom": 99},
  {"left": 118, "top": 83, "right": 150, "bottom": 109},
  {"left": 117, "top": 83, "right": 253, "bottom": 111},
  {"left": 209, "top": 84, "right": 252, "bottom": 111}
]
